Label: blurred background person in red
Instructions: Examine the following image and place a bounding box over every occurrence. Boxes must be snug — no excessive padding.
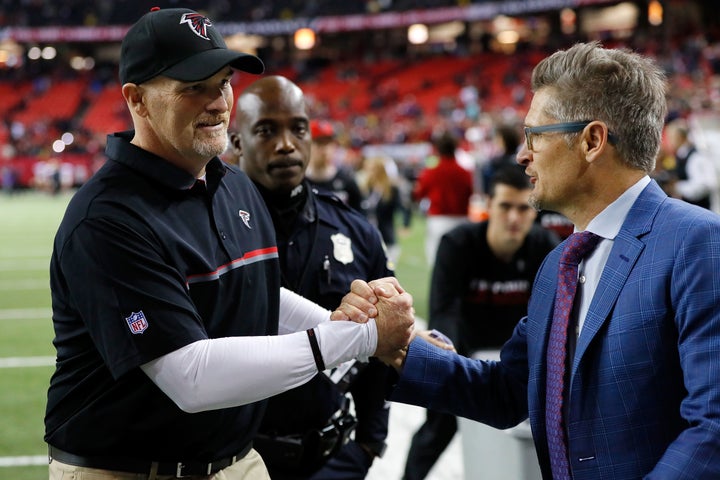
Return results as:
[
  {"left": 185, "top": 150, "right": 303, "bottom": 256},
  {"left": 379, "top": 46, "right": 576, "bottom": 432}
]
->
[{"left": 413, "top": 130, "right": 474, "bottom": 266}]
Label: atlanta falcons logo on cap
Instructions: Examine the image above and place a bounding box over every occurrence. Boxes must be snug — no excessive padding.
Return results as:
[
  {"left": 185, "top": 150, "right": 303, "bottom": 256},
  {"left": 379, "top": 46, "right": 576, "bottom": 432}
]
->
[{"left": 179, "top": 12, "right": 212, "bottom": 40}]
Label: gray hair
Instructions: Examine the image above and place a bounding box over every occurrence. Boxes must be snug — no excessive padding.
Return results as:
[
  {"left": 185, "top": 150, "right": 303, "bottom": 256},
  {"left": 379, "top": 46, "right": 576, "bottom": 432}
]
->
[{"left": 531, "top": 41, "right": 667, "bottom": 172}]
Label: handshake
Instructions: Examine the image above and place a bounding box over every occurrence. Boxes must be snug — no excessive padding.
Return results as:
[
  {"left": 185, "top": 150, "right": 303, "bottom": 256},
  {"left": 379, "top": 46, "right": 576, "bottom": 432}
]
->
[{"left": 331, "top": 277, "right": 454, "bottom": 370}]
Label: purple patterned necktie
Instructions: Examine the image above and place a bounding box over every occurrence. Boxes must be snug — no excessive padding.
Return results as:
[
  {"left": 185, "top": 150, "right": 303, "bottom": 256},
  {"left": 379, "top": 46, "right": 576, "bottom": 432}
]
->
[{"left": 546, "top": 231, "right": 601, "bottom": 480}]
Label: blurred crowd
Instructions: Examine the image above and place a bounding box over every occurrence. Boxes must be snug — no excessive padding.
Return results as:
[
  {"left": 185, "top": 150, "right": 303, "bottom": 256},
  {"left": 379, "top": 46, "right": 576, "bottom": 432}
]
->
[
  {"left": 2, "top": 17, "right": 720, "bottom": 230},
  {"left": 0, "top": 0, "right": 489, "bottom": 27}
]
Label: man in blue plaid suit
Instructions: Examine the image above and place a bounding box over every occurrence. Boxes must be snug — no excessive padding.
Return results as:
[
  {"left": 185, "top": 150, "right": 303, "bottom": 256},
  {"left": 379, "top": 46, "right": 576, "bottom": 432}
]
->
[{"left": 346, "top": 41, "right": 720, "bottom": 479}]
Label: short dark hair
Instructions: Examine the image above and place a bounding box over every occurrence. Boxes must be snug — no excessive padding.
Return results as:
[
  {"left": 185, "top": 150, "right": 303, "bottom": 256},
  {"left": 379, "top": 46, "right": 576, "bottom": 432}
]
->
[
  {"left": 488, "top": 166, "right": 530, "bottom": 197},
  {"left": 496, "top": 124, "right": 521, "bottom": 155},
  {"left": 433, "top": 131, "right": 459, "bottom": 157}
]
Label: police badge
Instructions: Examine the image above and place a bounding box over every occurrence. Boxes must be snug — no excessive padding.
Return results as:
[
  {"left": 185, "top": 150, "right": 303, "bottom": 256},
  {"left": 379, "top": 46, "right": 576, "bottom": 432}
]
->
[{"left": 330, "top": 233, "right": 354, "bottom": 265}]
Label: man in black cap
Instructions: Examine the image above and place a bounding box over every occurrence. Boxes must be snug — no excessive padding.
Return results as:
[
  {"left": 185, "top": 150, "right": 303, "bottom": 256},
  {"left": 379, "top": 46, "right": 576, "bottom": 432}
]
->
[{"left": 44, "top": 8, "right": 414, "bottom": 480}]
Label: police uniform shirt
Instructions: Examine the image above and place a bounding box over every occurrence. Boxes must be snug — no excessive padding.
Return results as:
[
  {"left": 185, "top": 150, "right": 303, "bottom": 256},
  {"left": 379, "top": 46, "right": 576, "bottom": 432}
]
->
[
  {"left": 256, "top": 184, "right": 391, "bottom": 451},
  {"left": 429, "top": 221, "right": 560, "bottom": 354},
  {"left": 45, "top": 131, "right": 280, "bottom": 461},
  {"left": 261, "top": 183, "right": 391, "bottom": 311}
]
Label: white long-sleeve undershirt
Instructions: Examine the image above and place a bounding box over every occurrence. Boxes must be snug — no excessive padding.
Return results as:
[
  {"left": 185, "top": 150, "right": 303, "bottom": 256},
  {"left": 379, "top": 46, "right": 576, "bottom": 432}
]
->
[{"left": 141, "top": 287, "right": 377, "bottom": 413}]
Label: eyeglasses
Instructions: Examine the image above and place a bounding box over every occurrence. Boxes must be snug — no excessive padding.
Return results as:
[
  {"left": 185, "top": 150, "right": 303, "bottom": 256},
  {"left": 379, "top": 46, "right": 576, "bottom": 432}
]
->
[{"left": 523, "top": 121, "right": 617, "bottom": 151}]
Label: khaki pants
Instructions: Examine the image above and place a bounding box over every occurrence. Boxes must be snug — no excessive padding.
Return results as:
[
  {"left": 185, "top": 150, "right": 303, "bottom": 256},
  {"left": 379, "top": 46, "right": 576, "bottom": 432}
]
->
[{"left": 49, "top": 448, "right": 270, "bottom": 480}]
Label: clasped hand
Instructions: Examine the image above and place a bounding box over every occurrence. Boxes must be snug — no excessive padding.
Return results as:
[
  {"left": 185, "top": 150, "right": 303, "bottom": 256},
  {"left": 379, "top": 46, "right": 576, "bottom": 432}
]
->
[
  {"left": 333, "top": 277, "right": 455, "bottom": 369},
  {"left": 331, "top": 277, "right": 414, "bottom": 359}
]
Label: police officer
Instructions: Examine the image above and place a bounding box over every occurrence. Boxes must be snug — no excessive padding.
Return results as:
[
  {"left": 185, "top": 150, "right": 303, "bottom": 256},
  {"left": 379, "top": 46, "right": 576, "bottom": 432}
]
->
[{"left": 232, "top": 75, "right": 392, "bottom": 479}]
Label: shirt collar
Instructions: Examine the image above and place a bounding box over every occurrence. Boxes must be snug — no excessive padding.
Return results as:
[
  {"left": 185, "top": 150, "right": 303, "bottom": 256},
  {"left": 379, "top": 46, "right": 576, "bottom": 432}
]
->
[
  {"left": 105, "top": 131, "right": 228, "bottom": 192},
  {"left": 585, "top": 175, "right": 651, "bottom": 240}
]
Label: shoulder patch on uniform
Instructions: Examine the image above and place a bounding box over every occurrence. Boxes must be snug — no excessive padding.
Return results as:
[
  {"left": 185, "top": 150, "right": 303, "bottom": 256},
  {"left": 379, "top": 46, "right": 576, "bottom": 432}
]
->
[
  {"left": 238, "top": 209, "right": 252, "bottom": 229},
  {"left": 125, "top": 311, "right": 149, "bottom": 334},
  {"left": 316, "top": 190, "right": 351, "bottom": 210}
]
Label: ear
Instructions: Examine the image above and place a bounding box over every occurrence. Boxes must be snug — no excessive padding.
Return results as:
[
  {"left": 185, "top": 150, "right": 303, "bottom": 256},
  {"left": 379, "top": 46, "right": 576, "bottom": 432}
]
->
[
  {"left": 583, "top": 121, "right": 610, "bottom": 163},
  {"left": 227, "top": 131, "right": 243, "bottom": 167},
  {"left": 122, "top": 83, "right": 148, "bottom": 118},
  {"left": 229, "top": 132, "right": 242, "bottom": 155}
]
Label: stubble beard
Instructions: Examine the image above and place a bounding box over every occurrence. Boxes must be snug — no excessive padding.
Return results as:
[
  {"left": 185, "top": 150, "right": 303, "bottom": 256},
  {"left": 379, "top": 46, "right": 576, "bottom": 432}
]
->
[
  {"left": 528, "top": 192, "right": 542, "bottom": 212},
  {"left": 193, "top": 129, "right": 228, "bottom": 159}
]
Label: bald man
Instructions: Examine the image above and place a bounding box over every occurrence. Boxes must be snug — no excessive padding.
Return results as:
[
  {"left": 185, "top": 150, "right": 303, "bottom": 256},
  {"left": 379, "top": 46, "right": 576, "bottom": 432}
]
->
[{"left": 230, "top": 76, "right": 393, "bottom": 479}]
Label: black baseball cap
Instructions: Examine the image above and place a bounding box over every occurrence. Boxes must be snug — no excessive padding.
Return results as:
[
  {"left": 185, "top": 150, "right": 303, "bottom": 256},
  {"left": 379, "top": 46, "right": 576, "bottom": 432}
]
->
[{"left": 119, "top": 7, "right": 264, "bottom": 85}]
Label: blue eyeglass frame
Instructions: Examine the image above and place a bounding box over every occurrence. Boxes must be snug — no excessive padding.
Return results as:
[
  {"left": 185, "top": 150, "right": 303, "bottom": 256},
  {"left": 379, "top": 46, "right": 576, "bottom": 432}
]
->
[{"left": 523, "top": 121, "right": 617, "bottom": 151}]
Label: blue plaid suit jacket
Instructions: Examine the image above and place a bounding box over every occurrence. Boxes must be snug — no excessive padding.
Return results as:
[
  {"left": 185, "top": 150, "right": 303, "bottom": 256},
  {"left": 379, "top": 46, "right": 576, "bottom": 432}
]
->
[{"left": 392, "top": 181, "right": 720, "bottom": 479}]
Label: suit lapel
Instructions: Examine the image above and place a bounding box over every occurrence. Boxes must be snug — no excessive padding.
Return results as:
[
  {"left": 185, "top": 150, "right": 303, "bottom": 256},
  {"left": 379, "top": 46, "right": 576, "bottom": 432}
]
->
[
  {"left": 571, "top": 232, "right": 643, "bottom": 370},
  {"left": 570, "top": 181, "right": 665, "bottom": 372}
]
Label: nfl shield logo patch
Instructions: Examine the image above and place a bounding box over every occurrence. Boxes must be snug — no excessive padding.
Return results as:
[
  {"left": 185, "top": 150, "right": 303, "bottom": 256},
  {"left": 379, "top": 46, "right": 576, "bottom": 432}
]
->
[{"left": 125, "top": 311, "right": 149, "bottom": 334}]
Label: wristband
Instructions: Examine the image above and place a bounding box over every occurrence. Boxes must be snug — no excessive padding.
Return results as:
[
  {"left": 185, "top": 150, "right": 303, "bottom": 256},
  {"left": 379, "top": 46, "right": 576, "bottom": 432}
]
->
[{"left": 306, "top": 328, "right": 326, "bottom": 372}]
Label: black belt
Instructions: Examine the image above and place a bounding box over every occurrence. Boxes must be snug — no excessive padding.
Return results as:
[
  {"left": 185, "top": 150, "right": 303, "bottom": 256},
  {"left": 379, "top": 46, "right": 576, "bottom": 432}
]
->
[
  {"left": 254, "top": 406, "right": 358, "bottom": 473},
  {"left": 48, "top": 443, "right": 252, "bottom": 478}
]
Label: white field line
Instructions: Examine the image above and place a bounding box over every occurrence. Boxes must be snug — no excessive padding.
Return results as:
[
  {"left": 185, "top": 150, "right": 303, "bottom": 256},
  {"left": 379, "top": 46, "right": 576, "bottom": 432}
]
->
[
  {"left": 0, "top": 356, "right": 54, "bottom": 368},
  {"left": 0, "top": 249, "right": 50, "bottom": 259},
  {"left": 0, "top": 455, "right": 47, "bottom": 467},
  {"left": 0, "top": 356, "right": 54, "bottom": 468},
  {"left": 0, "top": 279, "right": 48, "bottom": 290},
  {"left": 0, "top": 259, "right": 50, "bottom": 270},
  {"left": 0, "top": 357, "right": 53, "bottom": 467},
  {"left": 0, "top": 308, "right": 51, "bottom": 320}
]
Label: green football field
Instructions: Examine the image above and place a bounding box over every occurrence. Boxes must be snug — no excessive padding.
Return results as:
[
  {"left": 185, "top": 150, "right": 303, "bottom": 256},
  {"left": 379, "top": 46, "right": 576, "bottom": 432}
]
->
[{"left": 0, "top": 190, "right": 430, "bottom": 479}]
